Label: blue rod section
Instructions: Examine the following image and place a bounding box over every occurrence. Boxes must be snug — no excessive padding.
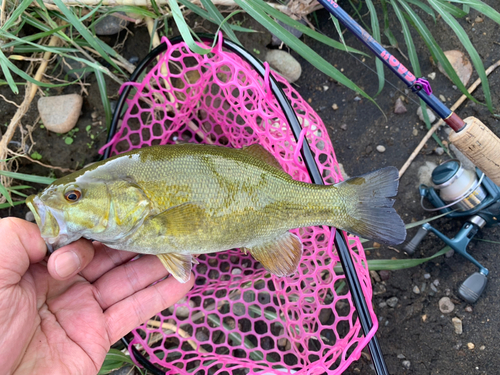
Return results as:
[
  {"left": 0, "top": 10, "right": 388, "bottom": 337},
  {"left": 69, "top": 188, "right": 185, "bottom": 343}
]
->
[{"left": 318, "top": 0, "right": 452, "bottom": 120}]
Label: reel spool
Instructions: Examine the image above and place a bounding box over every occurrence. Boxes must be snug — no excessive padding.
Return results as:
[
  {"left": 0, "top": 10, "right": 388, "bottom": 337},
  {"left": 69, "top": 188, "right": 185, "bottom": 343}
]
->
[{"left": 405, "top": 159, "right": 500, "bottom": 303}]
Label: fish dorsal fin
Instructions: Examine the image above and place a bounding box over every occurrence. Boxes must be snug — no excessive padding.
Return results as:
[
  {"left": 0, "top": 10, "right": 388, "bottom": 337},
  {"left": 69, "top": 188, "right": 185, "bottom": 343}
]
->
[
  {"left": 245, "top": 232, "right": 303, "bottom": 277},
  {"left": 242, "top": 144, "right": 284, "bottom": 171},
  {"left": 153, "top": 202, "right": 205, "bottom": 236},
  {"left": 157, "top": 253, "right": 193, "bottom": 283}
]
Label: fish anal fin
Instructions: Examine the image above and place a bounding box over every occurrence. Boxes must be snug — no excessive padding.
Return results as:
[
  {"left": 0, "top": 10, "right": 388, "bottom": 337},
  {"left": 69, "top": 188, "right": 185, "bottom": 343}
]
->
[
  {"left": 242, "top": 144, "right": 284, "bottom": 171},
  {"left": 157, "top": 253, "right": 193, "bottom": 283},
  {"left": 153, "top": 202, "right": 205, "bottom": 236},
  {"left": 246, "top": 232, "right": 303, "bottom": 277}
]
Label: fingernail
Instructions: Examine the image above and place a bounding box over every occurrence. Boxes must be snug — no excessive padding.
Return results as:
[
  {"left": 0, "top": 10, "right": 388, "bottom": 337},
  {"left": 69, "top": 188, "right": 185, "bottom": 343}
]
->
[{"left": 54, "top": 251, "right": 81, "bottom": 278}]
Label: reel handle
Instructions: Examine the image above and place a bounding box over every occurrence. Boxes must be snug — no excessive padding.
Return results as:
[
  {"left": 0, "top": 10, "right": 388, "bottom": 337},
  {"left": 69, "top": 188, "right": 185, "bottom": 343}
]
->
[
  {"left": 449, "top": 117, "right": 500, "bottom": 186},
  {"left": 404, "top": 225, "right": 429, "bottom": 255}
]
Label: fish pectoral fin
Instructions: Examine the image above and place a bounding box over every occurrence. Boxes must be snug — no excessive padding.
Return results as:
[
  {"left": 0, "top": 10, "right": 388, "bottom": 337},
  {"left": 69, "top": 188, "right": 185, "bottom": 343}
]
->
[
  {"left": 241, "top": 144, "right": 284, "bottom": 171},
  {"left": 154, "top": 202, "right": 205, "bottom": 236},
  {"left": 157, "top": 253, "right": 193, "bottom": 283},
  {"left": 245, "top": 232, "right": 303, "bottom": 277}
]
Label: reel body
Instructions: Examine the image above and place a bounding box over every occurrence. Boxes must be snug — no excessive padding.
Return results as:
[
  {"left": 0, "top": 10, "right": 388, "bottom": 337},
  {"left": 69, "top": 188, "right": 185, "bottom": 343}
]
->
[{"left": 405, "top": 160, "right": 500, "bottom": 303}]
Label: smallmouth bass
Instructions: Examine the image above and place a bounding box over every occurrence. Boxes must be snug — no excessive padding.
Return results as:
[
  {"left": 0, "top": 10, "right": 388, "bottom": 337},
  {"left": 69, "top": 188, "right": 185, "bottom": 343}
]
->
[{"left": 27, "top": 144, "right": 406, "bottom": 282}]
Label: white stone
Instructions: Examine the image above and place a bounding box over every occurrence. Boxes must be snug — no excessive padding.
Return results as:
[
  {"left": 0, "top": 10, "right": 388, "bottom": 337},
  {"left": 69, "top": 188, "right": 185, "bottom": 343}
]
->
[
  {"left": 452, "top": 317, "right": 463, "bottom": 334},
  {"left": 265, "top": 50, "right": 302, "bottom": 83},
  {"left": 417, "top": 106, "right": 437, "bottom": 124},
  {"left": 376, "top": 145, "right": 386, "bottom": 153},
  {"left": 394, "top": 97, "right": 407, "bottom": 114},
  {"left": 38, "top": 94, "right": 82, "bottom": 134},
  {"left": 413, "top": 286, "right": 421, "bottom": 294},
  {"left": 439, "top": 297, "right": 455, "bottom": 314},
  {"left": 417, "top": 161, "right": 438, "bottom": 186},
  {"left": 428, "top": 72, "right": 436, "bottom": 80}
]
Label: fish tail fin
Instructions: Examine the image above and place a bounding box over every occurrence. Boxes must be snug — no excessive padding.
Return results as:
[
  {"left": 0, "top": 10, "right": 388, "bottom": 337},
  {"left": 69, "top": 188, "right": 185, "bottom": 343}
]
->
[{"left": 336, "top": 166, "right": 406, "bottom": 245}]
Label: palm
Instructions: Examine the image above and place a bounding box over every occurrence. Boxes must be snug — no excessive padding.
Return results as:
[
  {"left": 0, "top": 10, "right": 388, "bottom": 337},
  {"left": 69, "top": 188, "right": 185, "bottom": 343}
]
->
[{"left": 1, "top": 218, "right": 194, "bottom": 375}]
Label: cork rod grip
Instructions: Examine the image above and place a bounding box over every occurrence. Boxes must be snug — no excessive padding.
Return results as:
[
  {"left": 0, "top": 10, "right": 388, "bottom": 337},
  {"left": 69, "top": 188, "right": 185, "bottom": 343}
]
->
[{"left": 449, "top": 116, "right": 500, "bottom": 186}]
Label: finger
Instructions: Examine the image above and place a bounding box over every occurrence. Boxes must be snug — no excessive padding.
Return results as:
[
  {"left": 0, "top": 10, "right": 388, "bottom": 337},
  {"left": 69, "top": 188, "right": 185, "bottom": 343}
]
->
[
  {"left": 105, "top": 273, "right": 195, "bottom": 344},
  {"left": 92, "top": 255, "right": 170, "bottom": 310},
  {"left": 47, "top": 239, "right": 95, "bottom": 280},
  {"left": 80, "top": 242, "right": 137, "bottom": 283},
  {"left": 0, "top": 217, "right": 47, "bottom": 280}
]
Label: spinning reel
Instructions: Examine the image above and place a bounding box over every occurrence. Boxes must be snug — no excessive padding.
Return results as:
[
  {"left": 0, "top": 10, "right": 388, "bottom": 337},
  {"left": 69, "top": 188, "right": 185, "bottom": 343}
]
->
[{"left": 405, "top": 159, "right": 500, "bottom": 303}]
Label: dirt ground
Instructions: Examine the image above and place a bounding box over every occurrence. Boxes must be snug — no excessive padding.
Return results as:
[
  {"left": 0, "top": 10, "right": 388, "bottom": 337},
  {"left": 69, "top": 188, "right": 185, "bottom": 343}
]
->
[{"left": 1, "top": 1, "right": 500, "bottom": 374}]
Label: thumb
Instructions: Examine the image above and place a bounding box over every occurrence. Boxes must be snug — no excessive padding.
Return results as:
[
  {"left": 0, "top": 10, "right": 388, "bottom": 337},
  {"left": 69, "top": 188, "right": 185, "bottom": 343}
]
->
[{"left": 47, "top": 239, "right": 95, "bottom": 280}]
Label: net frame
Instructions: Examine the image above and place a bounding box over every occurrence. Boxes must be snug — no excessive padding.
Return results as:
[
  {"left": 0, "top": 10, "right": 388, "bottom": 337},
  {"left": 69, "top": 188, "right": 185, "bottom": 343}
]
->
[{"left": 101, "top": 34, "right": 379, "bottom": 375}]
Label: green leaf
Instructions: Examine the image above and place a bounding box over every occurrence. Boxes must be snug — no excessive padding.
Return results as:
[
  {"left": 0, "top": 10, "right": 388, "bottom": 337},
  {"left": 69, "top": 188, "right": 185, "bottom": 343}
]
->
[
  {"left": 95, "top": 70, "right": 112, "bottom": 130},
  {"left": 50, "top": 0, "right": 125, "bottom": 75},
  {"left": 0, "top": 200, "right": 25, "bottom": 209},
  {"left": 0, "top": 183, "right": 14, "bottom": 206},
  {"left": 365, "top": 0, "right": 385, "bottom": 95},
  {"left": 252, "top": 0, "right": 367, "bottom": 56},
  {"left": 98, "top": 349, "right": 135, "bottom": 375},
  {"left": 398, "top": 0, "right": 477, "bottom": 104},
  {"left": 404, "top": 0, "right": 436, "bottom": 22},
  {"left": 434, "top": 0, "right": 467, "bottom": 18},
  {"left": 391, "top": 0, "right": 420, "bottom": 75},
  {"left": 1, "top": 0, "right": 33, "bottom": 30},
  {"left": 169, "top": 0, "right": 211, "bottom": 55},
  {"left": 31, "top": 151, "right": 43, "bottom": 160},
  {"left": 429, "top": 0, "right": 493, "bottom": 112},
  {"left": 65, "top": 137, "right": 74, "bottom": 145},
  {"left": 364, "top": 246, "right": 450, "bottom": 271},
  {"left": 200, "top": 0, "right": 240, "bottom": 44},
  {"left": 0, "top": 170, "right": 55, "bottom": 185},
  {"left": 233, "top": 0, "right": 376, "bottom": 106},
  {"left": 0, "top": 52, "right": 19, "bottom": 94},
  {"left": 380, "top": 0, "right": 398, "bottom": 47},
  {"left": 448, "top": 0, "right": 500, "bottom": 26},
  {"left": 102, "top": 6, "right": 158, "bottom": 19}
]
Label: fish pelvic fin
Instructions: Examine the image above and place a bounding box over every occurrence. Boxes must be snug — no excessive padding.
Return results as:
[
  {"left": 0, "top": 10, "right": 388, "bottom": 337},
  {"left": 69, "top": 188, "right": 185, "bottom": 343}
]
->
[
  {"left": 337, "top": 166, "right": 406, "bottom": 245},
  {"left": 245, "top": 232, "right": 303, "bottom": 277},
  {"left": 157, "top": 253, "right": 193, "bottom": 283}
]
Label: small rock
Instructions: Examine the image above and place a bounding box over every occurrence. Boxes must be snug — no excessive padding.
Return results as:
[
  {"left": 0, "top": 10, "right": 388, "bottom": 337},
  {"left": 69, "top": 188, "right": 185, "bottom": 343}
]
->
[
  {"left": 465, "top": 306, "right": 473, "bottom": 313},
  {"left": 386, "top": 297, "right": 398, "bottom": 308},
  {"left": 379, "top": 270, "right": 391, "bottom": 281},
  {"left": 417, "top": 106, "right": 437, "bottom": 123},
  {"left": 370, "top": 270, "right": 381, "bottom": 282},
  {"left": 439, "top": 94, "right": 446, "bottom": 102},
  {"left": 337, "top": 163, "right": 350, "bottom": 180},
  {"left": 430, "top": 284, "right": 438, "bottom": 292},
  {"left": 340, "top": 123, "right": 347, "bottom": 131},
  {"left": 412, "top": 128, "right": 418, "bottom": 136},
  {"left": 373, "top": 283, "right": 387, "bottom": 296},
  {"left": 422, "top": 314, "right": 427, "bottom": 322},
  {"left": 475, "top": 16, "right": 483, "bottom": 23},
  {"left": 332, "top": 103, "right": 339, "bottom": 110},
  {"left": 452, "top": 317, "right": 463, "bottom": 334},
  {"left": 323, "top": 85, "right": 329, "bottom": 92},
  {"left": 38, "top": 94, "right": 83, "bottom": 134},
  {"left": 413, "top": 286, "right": 421, "bottom": 294},
  {"left": 271, "top": 19, "right": 306, "bottom": 46},
  {"left": 397, "top": 354, "right": 406, "bottom": 359},
  {"left": 439, "top": 297, "right": 455, "bottom": 314},
  {"left": 94, "top": 12, "right": 129, "bottom": 36},
  {"left": 438, "top": 50, "right": 473, "bottom": 86},
  {"left": 376, "top": 145, "right": 386, "bottom": 153},
  {"left": 58, "top": 52, "right": 93, "bottom": 80},
  {"left": 91, "top": 111, "right": 99, "bottom": 120},
  {"left": 418, "top": 161, "right": 438, "bottom": 186},
  {"left": 394, "top": 97, "right": 407, "bottom": 114},
  {"left": 128, "top": 56, "right": 139, "bottom": 65},
  {"left": 445, "top": 248, "right": 455, "bottom": 258},
  {"left": 402, "top": 360, "right": 411, "bottom": 370},
  {"left": 424, "top": 273, "right": 431, "bottom": 279},
  {"left": 480, "top": 345, "right": 485, "bottom": 351},
  {"left": 265, "top": 50, "right": 302, "bottom": 83},
  {"left": 353, "top": 96, "right": 361, "bottom": 101},
  {"left": 428, "top": 72, "right": 436, "bottom": 80},
  {"left": 231, "top": 268, "right": 242, "bottom": 275},
  {"left": 434, "top": 147, "right": 444, "bottom": 156},
  {"left": 433, "top": 279, "right": 440, "bottom": 287},
  {"left": 195, "top": 330, "right": 209, "bottom": 341},
  {"left": 25, "top": 211, "right": 35, "bottom": 222},
  {"left": 467, "top": 342, "right": 475, "bottom": 350},
  {"left": 378, "top": 301, "right": 387, "bottom": 308}
]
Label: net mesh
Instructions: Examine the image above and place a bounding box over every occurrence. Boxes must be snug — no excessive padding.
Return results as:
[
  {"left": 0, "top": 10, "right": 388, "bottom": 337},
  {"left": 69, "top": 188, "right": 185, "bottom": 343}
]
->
[{"left": 102, "top": 35, "right": 377, "bottom": 374}]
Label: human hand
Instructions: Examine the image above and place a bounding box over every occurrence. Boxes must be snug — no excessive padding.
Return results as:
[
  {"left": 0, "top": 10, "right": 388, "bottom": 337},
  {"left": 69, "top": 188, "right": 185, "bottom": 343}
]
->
[{"left": 0, "top": 217, "right": 194, "bottom": 375}]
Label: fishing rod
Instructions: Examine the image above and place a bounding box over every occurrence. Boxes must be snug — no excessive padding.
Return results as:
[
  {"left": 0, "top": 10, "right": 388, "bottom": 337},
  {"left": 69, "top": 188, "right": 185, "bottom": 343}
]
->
[{"left": 317, "top": 0, "right": 500, "bottom": 186}]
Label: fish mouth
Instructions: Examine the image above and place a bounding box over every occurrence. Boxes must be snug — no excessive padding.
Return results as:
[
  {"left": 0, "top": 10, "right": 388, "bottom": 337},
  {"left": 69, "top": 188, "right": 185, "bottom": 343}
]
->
[{"left": 26, "top": 195, "right": 72, "bottom": 253}]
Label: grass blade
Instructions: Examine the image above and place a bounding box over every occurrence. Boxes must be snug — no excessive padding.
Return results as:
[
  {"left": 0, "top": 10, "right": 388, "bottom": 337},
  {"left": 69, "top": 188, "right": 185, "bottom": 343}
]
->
[
  {"left": 364, "top": 246, "right": 450, "bottom": 271},
  {"left": 434, "top": 0, "right": 467, "bottom": 18},
  {"left": 448, "top": 0, "right": 500, "bottom": 27},
  {"left": 95, "top": 70, "right": 112, "bottom": 130},
  {"left": 365, "top": 0, "right": 385, "bottom": 95},
  {"left": 330, "top": 15, "right": 347, "bottom": 49},
  {"left": 0, "top": 200, "right": 26, "bottom": 209},
  {"left": 380, "top": 0, "right": 398, "bottom": 48},
  {"left": 169, "top": 0, "right": 211, "bottom": 55},
  {"left": 398, "top": 0, "right": 476, "bottom": 104},
  {"left": 1, "top": 0, "right": 33, "bottom": 31},
  {"left": 404, "top": 0, "right": 436, "bottom": 21},
  {"left": 0, "top": 183, "right": 14, "bottom": 206},
  {"left": 0, "top": 170, "right": 55, "bottom": 185},
  {"left": 429, "top": 0, "right": 493, "bottom": 112},
  {"left": 199, "top": 0, "right": 240, "bottom": 44},
  {"left": 233, "top": 0, "right": 377, "bottom": 106},
  {"left": 50, "top": 0, "right": 125, "bottom": 75},
  {"left": 253, "top": 0, "right": 367, "bottom": 55},
  {"left": 0, "top": 52, "right": 19, "bottom": 93}
]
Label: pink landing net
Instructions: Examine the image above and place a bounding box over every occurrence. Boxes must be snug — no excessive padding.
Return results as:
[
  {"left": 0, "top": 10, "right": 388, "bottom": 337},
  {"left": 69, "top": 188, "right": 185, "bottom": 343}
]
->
[{"left": 102, "top": 35, "right": 377, "bottom": 374}]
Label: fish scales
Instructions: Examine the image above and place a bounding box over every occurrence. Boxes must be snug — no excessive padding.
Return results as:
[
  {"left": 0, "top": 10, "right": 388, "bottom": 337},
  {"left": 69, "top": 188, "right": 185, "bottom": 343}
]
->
[{"left": 27, "top": 144, "right": 406, "bottom": 282}]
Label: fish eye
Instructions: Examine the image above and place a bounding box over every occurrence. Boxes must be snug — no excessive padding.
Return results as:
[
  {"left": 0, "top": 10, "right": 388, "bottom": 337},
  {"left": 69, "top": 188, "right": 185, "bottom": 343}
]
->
[{"left": 64, "top": 189, "right": 81, "bottom": 202}]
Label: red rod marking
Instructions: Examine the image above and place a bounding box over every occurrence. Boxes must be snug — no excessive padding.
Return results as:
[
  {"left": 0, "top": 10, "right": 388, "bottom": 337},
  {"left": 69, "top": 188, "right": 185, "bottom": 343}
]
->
[{"left": 380, "top": 51, "right": 416, "bottom": 84}]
